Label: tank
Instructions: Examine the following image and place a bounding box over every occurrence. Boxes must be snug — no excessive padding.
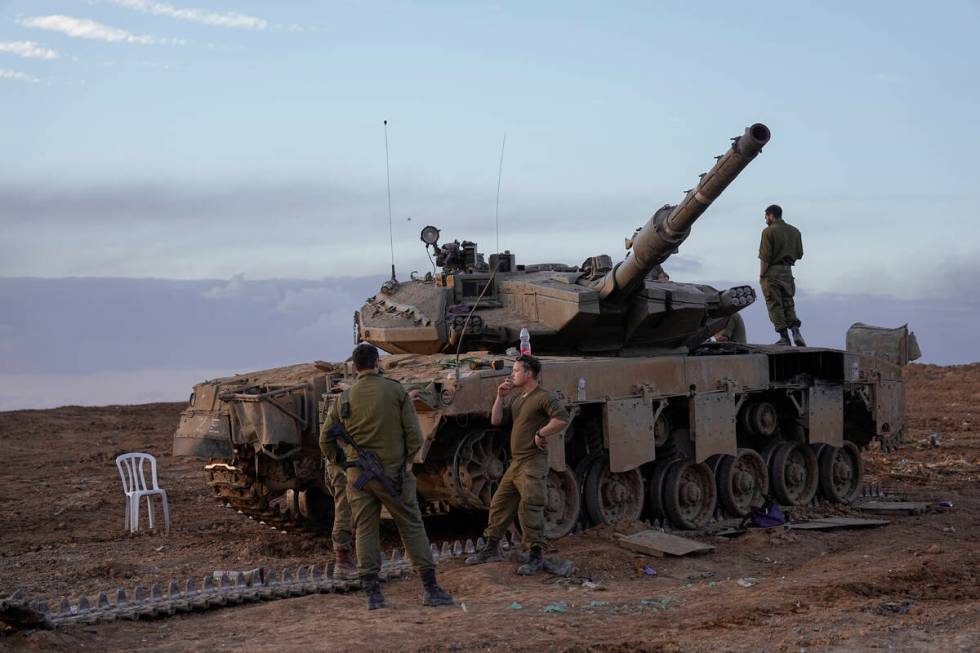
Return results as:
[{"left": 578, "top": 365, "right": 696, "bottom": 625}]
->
[{"left": 174, "top": 123, "right": 915, "bottom": 534}]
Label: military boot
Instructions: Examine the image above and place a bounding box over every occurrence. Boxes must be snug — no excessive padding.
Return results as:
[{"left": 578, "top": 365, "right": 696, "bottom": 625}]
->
[
  {"left": 516, "top": 546, "right": 545, "bottom": 576},
  {"left": 464, "top": 538, "right": 502, "bottom": 565},
  {"left": 332, "top": 546, "right": 358, "bottom": 581},
  {"left": 791, "top": 327, "right": 807, "bottom": 347},
  {"left": 420, "top": 568, "right": 454, "bottom": 607},
  {"left": 361, "top": 574, "right": 386, "bottom": 610},
  {"left": 774, "top": 329, "right": 791, "bottom": 346}
]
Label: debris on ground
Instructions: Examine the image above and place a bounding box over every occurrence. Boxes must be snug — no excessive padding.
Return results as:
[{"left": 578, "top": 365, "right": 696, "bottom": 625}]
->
[{"left": 615, "top": 530, "right": 715, "bottom": 557}]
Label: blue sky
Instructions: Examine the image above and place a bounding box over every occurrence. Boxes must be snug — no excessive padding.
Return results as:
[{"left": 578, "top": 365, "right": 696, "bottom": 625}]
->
[
  {"left": 1, "top": 2, "right": 979, "bottom": 407},
  {"left": 2, "top": 1, "right": 978, "bottom": 290}
]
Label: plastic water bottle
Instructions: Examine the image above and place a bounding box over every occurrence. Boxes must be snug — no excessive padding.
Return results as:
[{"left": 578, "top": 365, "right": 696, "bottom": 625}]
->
[
  {"left": 577, "top": 377, "right": 586, "bottom": 401},
  {"left": 519, "top": 327, "right": 531, "bottom": 355}
]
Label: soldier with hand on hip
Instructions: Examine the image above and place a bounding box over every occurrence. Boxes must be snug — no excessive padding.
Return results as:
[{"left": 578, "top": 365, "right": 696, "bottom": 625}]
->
[
  {"left": 465, "top": 354, "right": 570, "bottom": 575},
  {"left": 758, "top": 204, "right": 806, "bottom": 347},
  {"left": 319, "top": 343, "right": 453, "bottom": 610}
]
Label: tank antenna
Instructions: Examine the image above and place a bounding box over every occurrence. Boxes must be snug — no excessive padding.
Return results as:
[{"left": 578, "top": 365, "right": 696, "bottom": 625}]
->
[
  {"left": 384, "top": 119, "right": 396, "bottom": 281},
  {"left": 494, "top": 132, "right": 506, "bottom": 255}
]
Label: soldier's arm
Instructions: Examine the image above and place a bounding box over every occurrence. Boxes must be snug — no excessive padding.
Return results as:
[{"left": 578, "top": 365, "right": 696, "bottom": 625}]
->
[
  {"left": 319, "top": 401, "right": 341, "bottom": 463},
  {"left": 759, "top": 230, "right": 771, "bottom": 277},
  {"left": 535, "top": 395, "right": 571, "bottom": 447},
  {"left": 400, "top": 388, "right": 424, "bottom": 464},
  {"left": 490, "top": 379, "right": 514, "bottom": 426}
]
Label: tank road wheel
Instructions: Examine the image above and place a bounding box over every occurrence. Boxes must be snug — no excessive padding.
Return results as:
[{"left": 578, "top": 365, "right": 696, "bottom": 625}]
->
[
  {"left": 770, "top": 442, "right": 819, "bottom": 505},
  {"left": 645, "top": 458, "right": 676, "bottom": 521},
  {"left": 742, "top": 401, "right": 779, "bottom": 438},
  {"left": 452, "top": 431, "right": 509, "bottom": 509},
  {"left": 584, "top": 459, "right": 644, "bottom": 525},
  {"left": 818, "top": 442, "right": 864, "bottom": 503},
  {"left": 717, "top": 449, "right": 768, "bottom": 517},
  {"left": 297, "top": 488, "right": 332, "bottom": 530},
  {"left": 543, "top": 469, "right": 581, "bottom": 539},
  {"left": 663, "top": 461, "right": 717, "bottom": 529}
]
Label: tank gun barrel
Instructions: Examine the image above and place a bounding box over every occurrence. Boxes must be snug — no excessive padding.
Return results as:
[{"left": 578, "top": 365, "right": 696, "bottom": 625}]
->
[{"left": 596, "top": 123, "right": 771, "bottom": 302}]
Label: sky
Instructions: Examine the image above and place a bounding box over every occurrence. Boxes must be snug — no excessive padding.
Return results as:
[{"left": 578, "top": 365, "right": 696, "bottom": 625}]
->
[{"left": 1, "top": 1, "right": 979, "bottom": 408}]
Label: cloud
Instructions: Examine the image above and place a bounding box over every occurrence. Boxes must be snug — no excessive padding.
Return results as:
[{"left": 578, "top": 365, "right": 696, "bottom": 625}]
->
[
  {"left": 0, "top": 68, "right": 40, "bottom": 83},
  {"left": 105, "top": 0, "right": 267, "bottom": 30},
  {"left": 18, "top": 15, "right": 184, "bottom": 46},
  {"left": 0, "top": 275, "right": 975, "bottom": 409},
  {"left": 0, "top": 41, "right": 59, "bottom": 60}
]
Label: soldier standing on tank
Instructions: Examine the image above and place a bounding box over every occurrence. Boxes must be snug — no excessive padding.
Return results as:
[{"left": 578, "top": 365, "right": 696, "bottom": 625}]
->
[
  {"left": 319, "top": 343, "right": 453, "bottom": 610},
  {"left": 465, "top": 354, "right": 570, "bottom": 574},
  {"left": 758, "top": 204, "right": 806, "bottom": 346}
]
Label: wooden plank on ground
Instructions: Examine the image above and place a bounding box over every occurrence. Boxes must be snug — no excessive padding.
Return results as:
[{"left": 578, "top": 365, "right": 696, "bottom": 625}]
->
[
  {"left": 818, "top": 516, "right": 891, "bottom": 528},
  {"left": 615, "top": 530, "right": 715, "bottom": 557},
  {"left": 789, "top": 517, "right": 890, "bottom": 531},
  {"left": 856, "top": 501, "right": 929, "bottom": 516}
]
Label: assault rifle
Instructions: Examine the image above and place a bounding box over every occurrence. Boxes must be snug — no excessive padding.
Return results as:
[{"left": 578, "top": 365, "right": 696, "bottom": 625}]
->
[{"left": 325, "top": 389, "right": 406, "bottom": 505}]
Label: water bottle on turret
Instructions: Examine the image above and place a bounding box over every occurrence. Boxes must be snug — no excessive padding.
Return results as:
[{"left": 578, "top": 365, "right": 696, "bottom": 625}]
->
[{"left": 519, "top": 327, "right": 531, "bottom": 355}]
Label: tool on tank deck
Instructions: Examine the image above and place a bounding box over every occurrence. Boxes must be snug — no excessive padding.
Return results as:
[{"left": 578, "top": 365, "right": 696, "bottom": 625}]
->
[{"left": 173, "top": 123, "right": 915, "bottom": 537}]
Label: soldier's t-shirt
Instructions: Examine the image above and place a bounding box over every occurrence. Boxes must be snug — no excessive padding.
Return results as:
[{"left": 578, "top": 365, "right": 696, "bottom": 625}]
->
[
  {"left": 759, "top": 218, "right": 804, "bottom": 269},
  {"left": 503, "top": 386, "right": 569, "bottom": 461}
]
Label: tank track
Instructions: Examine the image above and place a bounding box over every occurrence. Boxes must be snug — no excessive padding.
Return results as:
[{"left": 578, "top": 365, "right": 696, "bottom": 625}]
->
[
  {"left": 1, "top": 534, "right": 514, "bottom": 631},
  {"left": 2, "top": 562, "right": 395, "bottom": 630},
  {"left": 205, "top": 461, "right": 316, "bottom": 533}
]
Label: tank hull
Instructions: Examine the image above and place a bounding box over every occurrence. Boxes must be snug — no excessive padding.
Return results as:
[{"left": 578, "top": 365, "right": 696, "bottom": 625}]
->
[{"left": 173, "top": 346, "right": 902, "bottom": 534}]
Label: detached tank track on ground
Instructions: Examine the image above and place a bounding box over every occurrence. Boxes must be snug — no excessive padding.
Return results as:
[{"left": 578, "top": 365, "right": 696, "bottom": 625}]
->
[
  {"left": 205, "top": 461, "right": 318, "bottom": 534},
  {"left": 1, "top": 535, "right": 527, "bottom": 630},
  {"left": 2, "top": 564, "right": 395, "bottom": 630}
]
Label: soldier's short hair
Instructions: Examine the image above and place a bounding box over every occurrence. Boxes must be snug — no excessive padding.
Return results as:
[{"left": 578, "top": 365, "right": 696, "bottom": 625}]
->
[
  {"left": 352, "top": 343, "right": 380, "bottom": 371},
  {"left": 515, "top": 354, "right": 542, "bottom": 379},
  {"left": 765, "top": 204, "right": 782, "bottom": 219}
]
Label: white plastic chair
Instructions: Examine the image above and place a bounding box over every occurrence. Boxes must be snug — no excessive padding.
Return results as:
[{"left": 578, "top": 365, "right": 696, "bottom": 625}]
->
[{"left": 115, "top": 453, "right": 170, "bottom": 534}]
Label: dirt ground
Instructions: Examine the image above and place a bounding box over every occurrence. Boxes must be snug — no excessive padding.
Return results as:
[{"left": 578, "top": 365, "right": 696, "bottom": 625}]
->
[{"left": 1, "top": 363, "right": 978, "bottom": 652}]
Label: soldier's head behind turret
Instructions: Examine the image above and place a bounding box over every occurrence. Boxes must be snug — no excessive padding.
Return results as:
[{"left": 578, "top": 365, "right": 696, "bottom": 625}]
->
[{"left": 352, "top": 343, "right": 380, "bottom": 371}]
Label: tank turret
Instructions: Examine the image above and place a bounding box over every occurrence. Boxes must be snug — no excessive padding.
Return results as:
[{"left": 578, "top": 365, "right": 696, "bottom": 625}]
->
[{"left": 356, "top": 123, "right": 770, "bottom": 355}]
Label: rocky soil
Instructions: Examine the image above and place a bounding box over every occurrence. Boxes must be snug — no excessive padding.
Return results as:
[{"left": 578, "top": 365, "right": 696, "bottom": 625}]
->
[{"left": 1, "top": 363, "right": 978, "bottom": 652}]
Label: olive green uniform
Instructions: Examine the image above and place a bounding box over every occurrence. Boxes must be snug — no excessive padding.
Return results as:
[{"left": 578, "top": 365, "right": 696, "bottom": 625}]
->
[
  {"left": 483, "top": 387, "right": 569, "bottom": 548},
  {"left": 324, "top": 460, "right": 352, "bottom": 551},
  {"left": 319, "top": 370, "right": 435, "bottom": 577},
  {"left": 759, "top": 218, "right": 804, "bottom": 332},
  {"left": 715, "top": 313, "right": 747, "bottom": 344}
]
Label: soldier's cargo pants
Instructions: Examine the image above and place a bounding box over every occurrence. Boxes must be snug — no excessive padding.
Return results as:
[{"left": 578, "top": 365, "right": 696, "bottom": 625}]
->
[
  {"left": 347, "top": 467, "right": 435, "bottom": 576},
  {"left": 761, "top": 266, "right": 801, "bottom": 332},
  {"left": 325, "top": 461, "right": 353, "bottom": 551},
  {"left": 482, "top": 454, "right": 549, "bottom": 549}
]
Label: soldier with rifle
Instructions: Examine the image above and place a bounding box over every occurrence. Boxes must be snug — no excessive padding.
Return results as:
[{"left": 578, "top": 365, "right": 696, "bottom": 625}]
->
[
  {"left": 323, "top": 460, "right": 356, "bottom": 580},
  {"left": 319, "top": 343, "right": 454, "bottom": 610}
]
